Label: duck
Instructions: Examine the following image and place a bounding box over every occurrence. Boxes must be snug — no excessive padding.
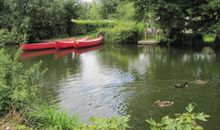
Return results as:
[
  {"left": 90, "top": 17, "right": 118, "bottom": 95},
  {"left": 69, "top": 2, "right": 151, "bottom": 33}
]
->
[
  {"left": 175, "top": 82, "right": 188, "bottom": 88},
  {"left": 194, "top": 80, "right": 208, "bottom": 85},
  {"left": 154, "top": 100, "right": 174, "bottom": 108}
]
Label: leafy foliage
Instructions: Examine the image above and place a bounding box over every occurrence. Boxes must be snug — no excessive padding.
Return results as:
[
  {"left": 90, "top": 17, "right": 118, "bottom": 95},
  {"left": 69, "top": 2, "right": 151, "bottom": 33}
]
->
[
  {"left": 146, "top": 104, "right": 210, "bottom": 130},
  {"left": 133, "top": 0, "right": 220, "bottom": 40},
  {"left": 0, "top": 49, "right": 44, "bottom": 114},
  {"left": 79, "top": 116, "right": 130, "bottom": 130},
  {"left": 87, "top": 1, "right": 103, "bottom": 20},
  {"left": 99, "top": 0, "right": 120, "bottom": 19},
  {"left": 0, "top": 0, "right": 81, "bottom": 43},
  {"left": 98, "top": 22, "right": 139, "bottom": 44},
  {"left": 109, "top": 2, "right": 136, "bottom": 21},
  {"left": 0, "top": 29, "right": 20, "bottom": 45}
]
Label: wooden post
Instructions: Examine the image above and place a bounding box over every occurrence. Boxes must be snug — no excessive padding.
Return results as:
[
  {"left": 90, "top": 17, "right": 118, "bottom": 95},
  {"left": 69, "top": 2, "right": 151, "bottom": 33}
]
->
[{"left": 145, "top": 30, "right": 147, "bottom": 40}]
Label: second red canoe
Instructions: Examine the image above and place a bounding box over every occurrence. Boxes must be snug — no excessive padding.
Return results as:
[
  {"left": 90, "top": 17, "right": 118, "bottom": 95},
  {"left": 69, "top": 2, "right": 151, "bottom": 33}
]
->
[{"left": 55, "top": 37, "right": 88, "bottom": 49}]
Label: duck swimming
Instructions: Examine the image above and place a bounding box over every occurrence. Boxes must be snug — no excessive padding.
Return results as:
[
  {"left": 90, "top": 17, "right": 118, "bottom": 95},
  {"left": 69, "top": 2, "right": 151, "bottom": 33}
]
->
[
  {"left": 175, "top": 82, "right": 188, "bottom": 88},
  {"left": 194, "top": 80, "right": 208, "bottom": 85},
  {"left": 154, "top": 100, "right": 174, "bottom": 108}
]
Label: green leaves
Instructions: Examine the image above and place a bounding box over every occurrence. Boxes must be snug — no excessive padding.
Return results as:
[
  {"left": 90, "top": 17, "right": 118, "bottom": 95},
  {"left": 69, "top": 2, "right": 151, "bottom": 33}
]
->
[
  {"left": 195, "top": 113, "right": 210, "bottom": 122},
  {"left": 97, "top": 22, "right": 139, "bottom": 44},
  {"left": 186, "top": 104, "right": 195, "bottom": 113},
  {"left": 146, "top": 118, "right": 157, "bottom": 126},
  {"left": 147, "top": 104, "right": 210, "bottom": 130},
  {"left": 81, "top": 115, "right": 130, "bottom": 130},
  {"left": 0, "top": 49, "right": 44, "bottom": 114},
  {"left": 133, "top": 0, "right": 220, "bottom": 42}
]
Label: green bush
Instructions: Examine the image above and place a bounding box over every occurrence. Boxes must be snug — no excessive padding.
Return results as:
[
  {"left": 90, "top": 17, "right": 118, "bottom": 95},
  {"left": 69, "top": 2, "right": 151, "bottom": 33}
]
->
[
  {"left": 0, "top": 29, "right": 21, "bottom": 45},
  {"left": 0, "top": 49, "right": 44, "bottom": 114},
  {"left": 136, "top": 22, "right": 146, "bottom": 34},
  {"left": 98, "top": 22, "right": 139, "bottom": 44},
  {"left": 147, "top": 104, "right": 210, "bottom": 130}
]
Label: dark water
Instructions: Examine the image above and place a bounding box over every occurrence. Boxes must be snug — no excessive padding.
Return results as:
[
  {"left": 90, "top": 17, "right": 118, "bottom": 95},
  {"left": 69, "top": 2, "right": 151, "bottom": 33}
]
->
[{"left": 11, "top": 44, "right": 220, "bottom": 129}]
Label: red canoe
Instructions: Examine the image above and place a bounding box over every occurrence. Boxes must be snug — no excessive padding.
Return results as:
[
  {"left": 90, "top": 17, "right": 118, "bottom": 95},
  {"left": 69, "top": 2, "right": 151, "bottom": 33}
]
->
[
  {"left": 56, "top": 37, "right": 88, "bottom": 49},
  {"left": 74, "top": 36, "right": 103, "bottom": 49},
  {"left": 20, "top": 42, "right": 56, "bottom": 51}
]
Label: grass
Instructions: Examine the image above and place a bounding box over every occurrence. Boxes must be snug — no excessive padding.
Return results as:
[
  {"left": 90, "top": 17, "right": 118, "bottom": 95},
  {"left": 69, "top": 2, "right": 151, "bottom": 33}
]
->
[
  {"left": 25, "top": 105, "right": 79, "bottom": 130},
  {"left": 0, "top": 105, "right": 130, "bottom": 130}
]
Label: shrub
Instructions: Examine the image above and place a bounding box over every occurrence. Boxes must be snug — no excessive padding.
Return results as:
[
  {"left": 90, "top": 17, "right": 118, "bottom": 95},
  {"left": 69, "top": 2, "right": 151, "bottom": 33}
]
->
[
  {"left": 98, "top": 22, "right": 139, "bottom": 44},
  {"left": 147, "top": 104, "right": 210, "bottom": 130},
  {"left": 0, "top": 49, "right": 44, "bottom": 114},
  {"left": 136, "top": 22, "right": 146, "bottom": 34},
  {"left": 0, "top": 29, "right": 19, "bottom": 45}
]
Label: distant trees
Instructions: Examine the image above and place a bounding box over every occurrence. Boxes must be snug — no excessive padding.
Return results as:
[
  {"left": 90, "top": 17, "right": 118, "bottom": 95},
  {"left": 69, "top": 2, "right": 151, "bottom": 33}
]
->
[
  {"left": 99, "top": 0, "right": 120, "bottom": 19},
  {"left": 132, "top": 0, "right": 220, "bottom": 41},
  {"left": 0, "top": 0, "right": 81, "bottom": 43},
  {"left": 85, "top": 0, "right": 135, "bottom": 21}
]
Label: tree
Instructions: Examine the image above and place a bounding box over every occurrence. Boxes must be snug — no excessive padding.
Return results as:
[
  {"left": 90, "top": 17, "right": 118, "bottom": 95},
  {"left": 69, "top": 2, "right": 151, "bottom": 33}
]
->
[
  {"left": 0, "top": 0, "right": 13, "bottom": 29},
  {"left": 0, "top": 0, "right": 82, "bottom": 42},
  {"left": 109, "top": 2, "right": 135, "bottom": 21},
  {"left": 132, "top": 0, "right": 220, "bottom": 41},
  {"left": 87, "top": 1, "right": 103, "bottom": 20},
  {"left": 99, "top": 0, "right": 120, "bottom": 19},
  {"left": 64, "top": 0, "right": 81, "bottom": 36}
]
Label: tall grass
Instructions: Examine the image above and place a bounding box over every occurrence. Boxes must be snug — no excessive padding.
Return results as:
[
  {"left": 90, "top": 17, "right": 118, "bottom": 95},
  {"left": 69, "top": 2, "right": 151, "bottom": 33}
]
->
[{"left": 25, "top": 105, "right": 79, "bottom": 130}]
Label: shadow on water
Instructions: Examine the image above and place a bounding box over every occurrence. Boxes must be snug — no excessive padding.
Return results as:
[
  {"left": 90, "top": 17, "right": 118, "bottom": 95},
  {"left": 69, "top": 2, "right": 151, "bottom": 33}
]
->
[{"left": 4, "top": 44, "right": 220, "bottom": 130}]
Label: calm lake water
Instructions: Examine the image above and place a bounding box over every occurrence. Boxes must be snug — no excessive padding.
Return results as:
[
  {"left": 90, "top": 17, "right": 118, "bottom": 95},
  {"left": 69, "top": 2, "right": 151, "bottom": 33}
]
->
[{"left": 8, "top": 44, "right": 220, "bottom": 129}]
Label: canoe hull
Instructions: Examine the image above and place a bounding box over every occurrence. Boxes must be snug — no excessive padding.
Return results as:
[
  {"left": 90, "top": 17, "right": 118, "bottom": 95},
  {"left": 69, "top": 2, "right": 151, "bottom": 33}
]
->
[
  {"left": 74, "top": 36, "right": 103, "bottom": 49},
  {"left": 20, "top": 42, "right": 56, "bottom": 51},
  {"left": 55, "top": 37, "right": 89, "bottom": 49},
  {"left": 55, "top": 41, "right": 75, "bottom": 50}
]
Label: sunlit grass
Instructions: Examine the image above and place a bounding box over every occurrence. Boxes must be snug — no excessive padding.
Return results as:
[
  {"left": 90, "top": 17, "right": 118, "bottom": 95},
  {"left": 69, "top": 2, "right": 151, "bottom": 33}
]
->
[{"left": 26, "top": 105, "right": 79, "bottom": 129}]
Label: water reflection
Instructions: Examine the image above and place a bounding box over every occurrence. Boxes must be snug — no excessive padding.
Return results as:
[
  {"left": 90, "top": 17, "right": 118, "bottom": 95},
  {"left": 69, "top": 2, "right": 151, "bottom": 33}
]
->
[
  {"left": 20, "top": 49, "right": 56, "bottom": 60},
  {"left": 58, "top": 52, "right": 134, "bottom": 120},
  {"left": 16, "top": 45, "right": 220, "bottom": 130}
]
